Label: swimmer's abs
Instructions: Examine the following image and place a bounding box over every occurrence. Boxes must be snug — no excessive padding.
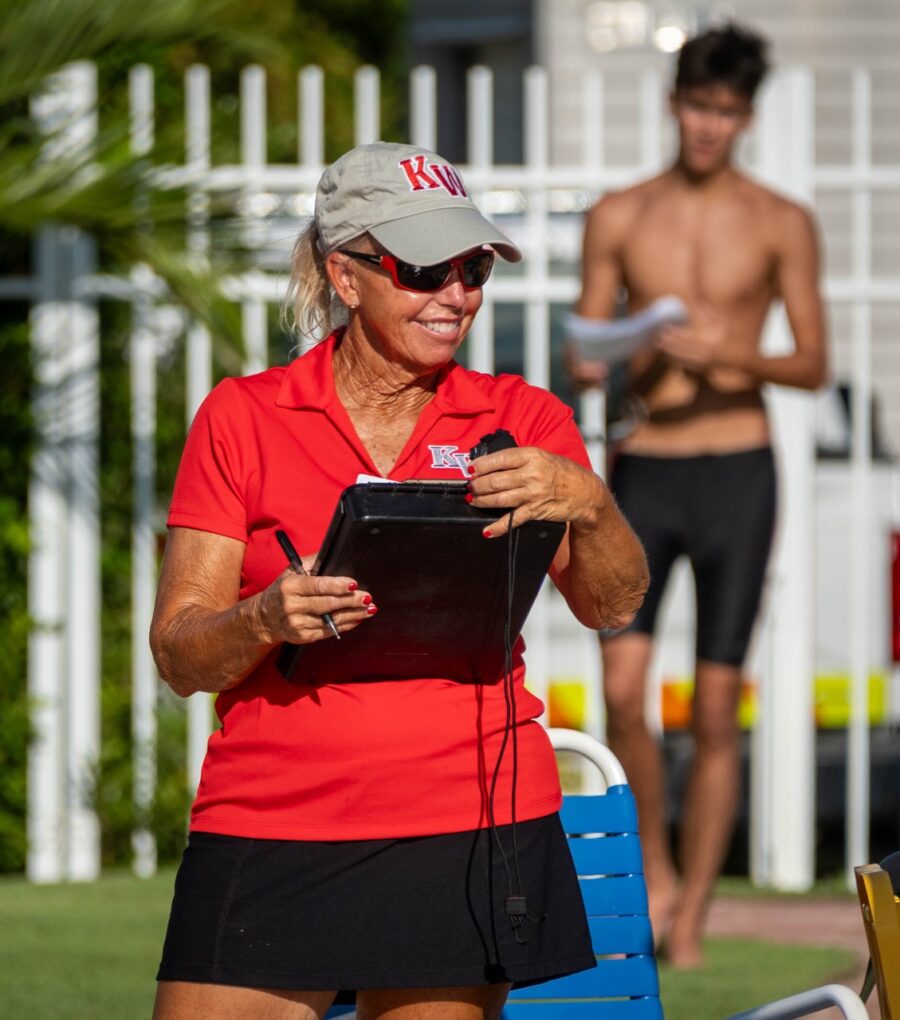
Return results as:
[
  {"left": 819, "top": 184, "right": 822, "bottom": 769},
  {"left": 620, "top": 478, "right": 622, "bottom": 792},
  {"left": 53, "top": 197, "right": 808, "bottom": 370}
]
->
[{"left": 621, "top": 399, "right": 770, "bottom": 457}]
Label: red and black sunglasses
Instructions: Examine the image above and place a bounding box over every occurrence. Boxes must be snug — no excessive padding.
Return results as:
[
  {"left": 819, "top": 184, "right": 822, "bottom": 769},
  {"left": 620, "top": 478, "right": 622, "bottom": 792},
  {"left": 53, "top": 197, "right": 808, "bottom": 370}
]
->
[{"left": 337, "top": 248, "right": 495, "bottom": 293}]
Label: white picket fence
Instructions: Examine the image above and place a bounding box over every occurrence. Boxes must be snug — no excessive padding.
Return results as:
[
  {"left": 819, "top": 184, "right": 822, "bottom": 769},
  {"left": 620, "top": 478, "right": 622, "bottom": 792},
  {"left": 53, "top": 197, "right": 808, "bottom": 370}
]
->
[{"left": 11, "top": 60, "right": 895, "bottom": 889}]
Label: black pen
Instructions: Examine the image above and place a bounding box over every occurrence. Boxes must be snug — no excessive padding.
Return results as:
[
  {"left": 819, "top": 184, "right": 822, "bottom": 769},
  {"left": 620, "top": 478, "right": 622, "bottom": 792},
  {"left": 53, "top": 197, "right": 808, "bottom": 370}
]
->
[{"left": 275, "top": 529, "right": 341, "bottom": 641}]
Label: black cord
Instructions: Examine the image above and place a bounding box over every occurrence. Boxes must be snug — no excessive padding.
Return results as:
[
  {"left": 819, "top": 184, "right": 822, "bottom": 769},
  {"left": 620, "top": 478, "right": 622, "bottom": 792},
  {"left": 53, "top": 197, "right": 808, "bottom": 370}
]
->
[{"left": 486, "top": 508, "right": 531, "bottom": 943}]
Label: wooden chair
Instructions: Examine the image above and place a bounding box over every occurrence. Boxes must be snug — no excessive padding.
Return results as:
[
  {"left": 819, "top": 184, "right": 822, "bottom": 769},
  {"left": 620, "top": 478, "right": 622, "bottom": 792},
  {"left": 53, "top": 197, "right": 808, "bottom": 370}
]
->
[{"left": 855, "top": 857, "right": 900, "bottom": 1020}]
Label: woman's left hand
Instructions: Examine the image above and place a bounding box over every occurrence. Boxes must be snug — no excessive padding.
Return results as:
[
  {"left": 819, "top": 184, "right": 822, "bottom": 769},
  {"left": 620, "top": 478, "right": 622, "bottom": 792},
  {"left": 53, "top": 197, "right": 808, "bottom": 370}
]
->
[{"left": 467, "top": 447, "right": 606, "bottom": 539}]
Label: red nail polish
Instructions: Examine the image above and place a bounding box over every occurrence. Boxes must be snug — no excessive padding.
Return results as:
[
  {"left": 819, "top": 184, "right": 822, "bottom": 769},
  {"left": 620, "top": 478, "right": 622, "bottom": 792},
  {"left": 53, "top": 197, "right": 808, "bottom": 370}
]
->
[
  {"left": 465, "top": 493, "right": 473, "bottom": 504},
  {"left": 483, "top": 528, "right": 492, "bottom": 539},
  {"left": 366, "top": 604, "right": 378, "bottom": 615},
  {"left": 362, "top": 594, "right": 372, "bottom": 606},
  {"left": 347, "top": 582, "right": 359, "bottom": 592}
]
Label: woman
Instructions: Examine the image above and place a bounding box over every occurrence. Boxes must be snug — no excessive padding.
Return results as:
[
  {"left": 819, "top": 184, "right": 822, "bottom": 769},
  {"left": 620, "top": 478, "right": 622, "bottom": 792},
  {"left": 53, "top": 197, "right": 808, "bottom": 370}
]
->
[{"left": 151, "top": 141, "right": 648, "bottom": 1020}]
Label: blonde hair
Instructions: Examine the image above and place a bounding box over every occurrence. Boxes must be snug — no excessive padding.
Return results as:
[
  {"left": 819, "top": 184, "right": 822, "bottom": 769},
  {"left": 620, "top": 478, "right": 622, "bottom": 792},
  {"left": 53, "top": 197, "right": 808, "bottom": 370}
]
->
[{"left": 282, "top": 222, "right": 347, "bottom": 343}]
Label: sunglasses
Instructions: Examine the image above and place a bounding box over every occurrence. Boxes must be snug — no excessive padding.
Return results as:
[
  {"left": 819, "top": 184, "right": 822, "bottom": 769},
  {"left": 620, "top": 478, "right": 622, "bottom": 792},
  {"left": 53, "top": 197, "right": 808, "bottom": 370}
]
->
[{"left": 337, "top": 249, "right": 495, "bottom": 293}]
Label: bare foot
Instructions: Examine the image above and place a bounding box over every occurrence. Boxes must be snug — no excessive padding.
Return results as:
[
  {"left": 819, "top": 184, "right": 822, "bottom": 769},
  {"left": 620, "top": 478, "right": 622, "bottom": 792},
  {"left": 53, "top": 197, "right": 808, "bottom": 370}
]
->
[
  {"left": 664, "top": 912, "right": 706, "bottom": 968},
  {"left": 647, "top": 878, "right": 678, "bottom": 950}
]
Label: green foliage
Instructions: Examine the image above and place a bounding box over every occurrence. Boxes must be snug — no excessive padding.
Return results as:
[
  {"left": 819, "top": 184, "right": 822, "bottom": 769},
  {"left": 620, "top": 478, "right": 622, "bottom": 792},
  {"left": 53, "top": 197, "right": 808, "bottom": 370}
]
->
[
  {"left": 0, "top": 0, "right": 410, "bottom": 873},
  {"left": 0, "top": 320, "right": 32, "bottom": 873}
]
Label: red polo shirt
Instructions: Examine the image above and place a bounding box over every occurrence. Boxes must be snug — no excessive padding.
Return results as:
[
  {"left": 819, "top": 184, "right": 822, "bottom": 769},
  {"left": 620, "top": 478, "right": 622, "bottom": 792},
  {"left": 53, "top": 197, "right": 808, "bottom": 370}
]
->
[{"left": 168, "top": 330, "right": 593, "bottom": 840}]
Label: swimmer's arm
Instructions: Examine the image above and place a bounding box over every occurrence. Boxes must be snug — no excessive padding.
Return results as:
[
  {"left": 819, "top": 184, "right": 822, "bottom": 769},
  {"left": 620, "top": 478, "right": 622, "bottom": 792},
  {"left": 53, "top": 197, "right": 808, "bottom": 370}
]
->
[
  {"left": 575, "top": 198, "right": 624, "bottom": 320},
  {"left": 733, "top": 204, "right": 828, "bottom": 389},
  {"left": 568, "top": 198, "right": 626, "bottom": 386}
]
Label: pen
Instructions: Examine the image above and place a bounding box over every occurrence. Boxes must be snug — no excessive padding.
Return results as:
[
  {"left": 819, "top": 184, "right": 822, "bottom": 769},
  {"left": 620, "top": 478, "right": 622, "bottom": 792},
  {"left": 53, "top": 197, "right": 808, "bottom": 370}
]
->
[{"left": 275, "top": 529, "right": 341, "bottom": 641}]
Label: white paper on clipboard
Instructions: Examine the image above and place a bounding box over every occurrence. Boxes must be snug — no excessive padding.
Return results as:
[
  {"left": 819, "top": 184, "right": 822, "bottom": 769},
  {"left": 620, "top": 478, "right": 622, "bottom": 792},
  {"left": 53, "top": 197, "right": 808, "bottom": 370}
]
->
[{"left": 565, "top": 295, "right": 688, "bottom": 364}]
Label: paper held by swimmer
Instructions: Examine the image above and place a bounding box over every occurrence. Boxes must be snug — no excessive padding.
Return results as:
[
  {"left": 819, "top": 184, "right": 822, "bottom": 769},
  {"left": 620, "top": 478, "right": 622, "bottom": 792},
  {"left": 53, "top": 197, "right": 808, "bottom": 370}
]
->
[{"left": 565, "top": 295, "right": 688, "bottom": 364}]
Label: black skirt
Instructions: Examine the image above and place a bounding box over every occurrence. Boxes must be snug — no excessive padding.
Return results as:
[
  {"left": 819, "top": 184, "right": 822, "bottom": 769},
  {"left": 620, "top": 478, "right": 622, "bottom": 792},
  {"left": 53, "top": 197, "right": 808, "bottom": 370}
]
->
[{"left": 156, "top": 813, "right": 595, "bottom": 1003}]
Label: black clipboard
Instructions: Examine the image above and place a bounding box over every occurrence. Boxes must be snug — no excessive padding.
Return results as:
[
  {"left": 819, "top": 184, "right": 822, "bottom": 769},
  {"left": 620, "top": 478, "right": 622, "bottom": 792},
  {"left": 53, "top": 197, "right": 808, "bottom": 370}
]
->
[{"left": 278, "top": 481, "right": 565, "bottom": 684}]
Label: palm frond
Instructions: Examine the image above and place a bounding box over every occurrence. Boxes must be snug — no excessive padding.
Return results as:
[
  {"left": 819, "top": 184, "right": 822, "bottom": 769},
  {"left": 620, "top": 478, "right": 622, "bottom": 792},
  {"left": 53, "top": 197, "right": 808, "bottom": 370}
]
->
[{"left": 0, "top": 0, "right": 278, "bottom": 107}]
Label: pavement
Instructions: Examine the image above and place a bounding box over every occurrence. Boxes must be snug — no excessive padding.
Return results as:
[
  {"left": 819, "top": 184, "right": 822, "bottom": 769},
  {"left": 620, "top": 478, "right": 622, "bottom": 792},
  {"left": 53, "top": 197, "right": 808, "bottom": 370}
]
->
[{"left": 706, "top": 895, "right": 879, "bottom": 1018}]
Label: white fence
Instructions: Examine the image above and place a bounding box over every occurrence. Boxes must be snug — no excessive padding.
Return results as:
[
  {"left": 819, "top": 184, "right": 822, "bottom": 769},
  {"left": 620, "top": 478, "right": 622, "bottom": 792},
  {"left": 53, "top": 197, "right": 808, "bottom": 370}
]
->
[{"left": 11, "top": 60, "right": 896, "bottom": 888}]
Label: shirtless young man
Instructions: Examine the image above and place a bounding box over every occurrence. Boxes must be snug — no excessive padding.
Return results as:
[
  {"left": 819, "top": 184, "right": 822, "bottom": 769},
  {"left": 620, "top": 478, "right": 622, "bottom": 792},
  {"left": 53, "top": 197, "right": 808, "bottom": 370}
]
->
[{"left": 570, "top": 24, "right": 828, "bottom": 967}]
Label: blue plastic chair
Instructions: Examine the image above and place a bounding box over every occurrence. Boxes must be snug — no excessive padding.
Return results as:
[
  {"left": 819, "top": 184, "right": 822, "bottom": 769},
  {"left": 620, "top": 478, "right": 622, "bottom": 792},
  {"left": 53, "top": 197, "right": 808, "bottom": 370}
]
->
[
  {"left": 328, "top": 727, "right": 869, "bottom": 1020},
  {"left": 500, "top": 727, "right": 662, "bottom": 1018}
]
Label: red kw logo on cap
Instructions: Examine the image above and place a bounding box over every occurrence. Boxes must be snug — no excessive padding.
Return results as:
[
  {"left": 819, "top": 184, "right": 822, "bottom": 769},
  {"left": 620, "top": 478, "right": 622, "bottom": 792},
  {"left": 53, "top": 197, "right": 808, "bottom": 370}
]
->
[{"left": 398, "top": 154, "right": 468, "bottom": 198}]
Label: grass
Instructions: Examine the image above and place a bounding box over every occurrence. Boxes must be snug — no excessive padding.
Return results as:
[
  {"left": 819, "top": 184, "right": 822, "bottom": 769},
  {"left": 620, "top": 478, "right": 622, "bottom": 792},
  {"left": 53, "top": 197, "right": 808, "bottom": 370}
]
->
[
  {"left": 716, "top": 873, "right": 856, "bottom": 899},
  {"left": 0, "top": 868, "right": 173, "bottom": 1019},
  {"left": 659, "top": 939, "right": 855, "bottom": 1019},
  {"left": 0, "top": 870, "right": 857, "bottom": 1019}
]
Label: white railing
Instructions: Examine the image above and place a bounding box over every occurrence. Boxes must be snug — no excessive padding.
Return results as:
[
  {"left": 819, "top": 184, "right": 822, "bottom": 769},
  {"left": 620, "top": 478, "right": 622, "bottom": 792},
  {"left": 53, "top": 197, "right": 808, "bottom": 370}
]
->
[{"left": 13, "top": 61, "right": 896, "bottom": 888}]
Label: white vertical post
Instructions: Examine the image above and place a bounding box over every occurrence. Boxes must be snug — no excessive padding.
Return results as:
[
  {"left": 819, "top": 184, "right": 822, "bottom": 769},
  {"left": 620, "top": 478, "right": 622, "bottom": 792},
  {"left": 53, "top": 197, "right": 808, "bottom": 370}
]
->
[
  {"left": 240, "top": 64, "right": 267, "bottom": 258},
  {"left": 28, "top": 230, "right": 68, "bottom": 884},
  {"left": 467, "top": 66, "right": 495, "bottom": 375},
  {"left": 65, "top": 63, "right": 103, "bottom": 876},
  {"left": 578, "top": 69, "right": 608, "bottom": 742},
  {"left": 523, "top": 66, "right": 549, "bottom": 391},
  {"left": 522, "top": 66, "right": 551, "bottom": 713},
  {"left": 129, "top": 64, "right": 154, "bottom": 155},
  {"left": 130, "top": 264, "right": 158, "bottom": 877},
  {"left": 299, "top": 66, "right": 324, "bottom": 169},
  {"left": 65, "top": 252, "right": 102, "bottom": 883},
  {"left": 638, "top": 66, "right": 666, "bottom": 737},
  {"left": 239, "top": 67, "right": 269, "bottom": 376},
  {"left": 238, "top": 70, "right": 268, "bottom": 372},
  {"left": 640, "top": 69, "right": 663, "bottom": 173},
  {"left": 29, "top": 61, "right": 102, "bottom": 882},
  {"left": 752, "top": 69, "right": 817, "bottom": 891},
  {"left": 354, "top": 66, "right": 380, "bottom": 146},
  {"left": 582, "top": 67, "right": 605, "bottom": 172},
  {"left": 241, "top": 65, "right": 266, "bottom": 172},
  {"left": 410, "top": 65, "right": 436, "bottom": 151},
  {"left": 185, "top": 64, "right": 214, "bottom": 793},
  {"left": 579, "top": 68, "right": 608, "bottom": 478},
  {"left": 129, "top": 65, "right": 158, "bottom": 878},
  {"left": 846, "top": 68, "right": 873, "bottom": 883},
  {"left": 242, "top": 281, "right": 268, "bottom": 375}
]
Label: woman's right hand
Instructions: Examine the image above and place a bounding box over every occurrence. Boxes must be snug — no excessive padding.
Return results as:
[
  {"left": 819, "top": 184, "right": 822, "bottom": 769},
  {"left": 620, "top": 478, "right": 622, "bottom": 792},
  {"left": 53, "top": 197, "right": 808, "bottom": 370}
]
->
[
  {"left": 258, "top": 568, "right": 376, "bottom": 645},
  {"left": 150, "top": 528, "right": 376, "bottom": 696}
]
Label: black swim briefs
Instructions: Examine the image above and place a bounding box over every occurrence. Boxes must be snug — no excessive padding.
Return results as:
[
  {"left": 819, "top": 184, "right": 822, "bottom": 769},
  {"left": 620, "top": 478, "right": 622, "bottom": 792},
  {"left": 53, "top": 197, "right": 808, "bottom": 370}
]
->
[{"left": 608, "top": 446, "right": 777, "bottom": 667}]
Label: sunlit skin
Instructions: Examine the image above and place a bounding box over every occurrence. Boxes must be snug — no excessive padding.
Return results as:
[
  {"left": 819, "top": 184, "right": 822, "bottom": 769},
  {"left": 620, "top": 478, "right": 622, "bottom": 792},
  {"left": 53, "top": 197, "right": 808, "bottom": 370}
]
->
[
  {"left": 327, "top": 239, "right": 483, "bottom": 390},
  {"left": 671, "top": 85, "right": 753, "bottom": 180},
  {"left": 570, "top": 77, "right": 828, "bottom": 969}
]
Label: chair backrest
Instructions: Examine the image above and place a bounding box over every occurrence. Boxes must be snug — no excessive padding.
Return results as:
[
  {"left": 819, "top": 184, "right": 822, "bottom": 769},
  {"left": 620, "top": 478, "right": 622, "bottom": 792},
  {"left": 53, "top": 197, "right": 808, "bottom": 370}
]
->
[
  {"left": 855, "top": 862, "right": 900, "bottom": 1020},
  {"left": 502, "top": 728, "right": 663, "bottom": 1018}
]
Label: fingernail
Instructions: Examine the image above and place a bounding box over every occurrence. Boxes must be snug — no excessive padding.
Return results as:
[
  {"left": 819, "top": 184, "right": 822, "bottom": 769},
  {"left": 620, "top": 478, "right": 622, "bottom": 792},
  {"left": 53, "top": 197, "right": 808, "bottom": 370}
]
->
[
  {"left": 465, "top": 493, "right": 473, "bottom": 504},
  {"left": 362, "top": 594, "right": 372, "bottom": 606},
  {"left": 366, "top": 604, "right": 378, "bottom": 615},
  {"left": 347, "top": 582, "right": 359, "bottom": 592},
  {"left": 483, "top": 528, "right": 492, "bottom": 539}
]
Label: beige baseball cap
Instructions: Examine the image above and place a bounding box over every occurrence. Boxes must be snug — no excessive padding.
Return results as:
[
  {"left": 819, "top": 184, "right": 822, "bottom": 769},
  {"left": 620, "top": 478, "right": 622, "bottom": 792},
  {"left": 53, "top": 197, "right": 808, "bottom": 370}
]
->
[{"left": 315, "top": 141, "right": 522, "bottom": 266}]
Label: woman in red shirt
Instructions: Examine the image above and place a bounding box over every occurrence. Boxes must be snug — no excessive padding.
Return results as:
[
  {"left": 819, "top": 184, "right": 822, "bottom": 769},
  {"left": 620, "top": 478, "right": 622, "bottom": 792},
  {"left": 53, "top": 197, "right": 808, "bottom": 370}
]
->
[{"left": 150, "top": 141, "right": 648, "bottom": 1020}]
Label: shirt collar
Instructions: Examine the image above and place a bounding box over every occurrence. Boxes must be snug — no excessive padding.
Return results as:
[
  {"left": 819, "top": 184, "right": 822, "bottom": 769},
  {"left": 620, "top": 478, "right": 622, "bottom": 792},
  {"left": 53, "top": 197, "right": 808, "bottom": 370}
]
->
[{"left": 275, "top": 327, "right": 495, "bottom": 416}]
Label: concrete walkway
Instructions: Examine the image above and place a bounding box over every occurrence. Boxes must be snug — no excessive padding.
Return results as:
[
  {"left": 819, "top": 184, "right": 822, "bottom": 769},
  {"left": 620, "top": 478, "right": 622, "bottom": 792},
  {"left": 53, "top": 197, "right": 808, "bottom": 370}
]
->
[{"left": 707, "top": 895, "right": 878, "bottom": 1018}]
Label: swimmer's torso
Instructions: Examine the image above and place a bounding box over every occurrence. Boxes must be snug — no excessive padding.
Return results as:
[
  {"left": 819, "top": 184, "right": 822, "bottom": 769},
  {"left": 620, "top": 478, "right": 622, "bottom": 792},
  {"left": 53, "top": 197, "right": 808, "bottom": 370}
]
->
[{"left": 607, "top": 169, "right": 783, "bottom": 455}]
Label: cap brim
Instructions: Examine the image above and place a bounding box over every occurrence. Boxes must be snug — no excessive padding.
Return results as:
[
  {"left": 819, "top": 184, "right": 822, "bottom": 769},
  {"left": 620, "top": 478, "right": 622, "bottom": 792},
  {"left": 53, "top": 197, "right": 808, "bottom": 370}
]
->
[{"left": 370, "top": 207, "right": 522, "bottom": 265}]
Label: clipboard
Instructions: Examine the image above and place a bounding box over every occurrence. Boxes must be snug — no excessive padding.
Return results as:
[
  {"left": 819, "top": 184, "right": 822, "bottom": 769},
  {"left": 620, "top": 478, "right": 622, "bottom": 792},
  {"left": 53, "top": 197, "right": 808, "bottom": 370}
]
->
[{"left": 278, "top": 481, "right": 565, "bottom": 684}]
